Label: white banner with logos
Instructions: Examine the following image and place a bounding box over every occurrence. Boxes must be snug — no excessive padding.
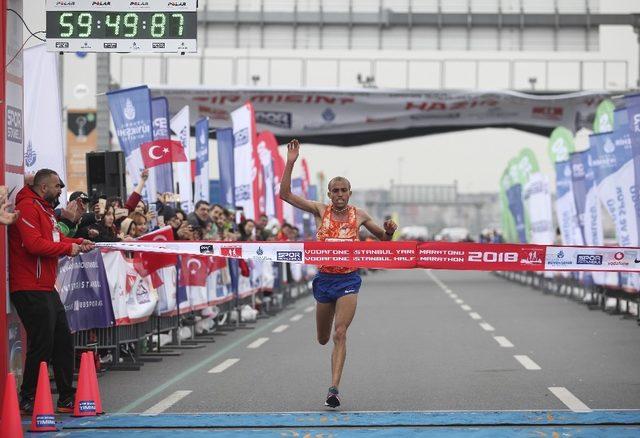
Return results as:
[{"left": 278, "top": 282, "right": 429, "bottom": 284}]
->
[
  {"left": 170, "top": 105, "right": 193, "bottom": 211},
  {"left": 522, "top": 173, "right": 554, "bottom": 245},
  {"left": 23, "top": 44, "right": 67, "bottom": 203},
  {"left": 231, "top": 103, "right": 257, "bottom": 219},
  {"left": 152, "top": 87, "right": 608, "bottom": 145}
]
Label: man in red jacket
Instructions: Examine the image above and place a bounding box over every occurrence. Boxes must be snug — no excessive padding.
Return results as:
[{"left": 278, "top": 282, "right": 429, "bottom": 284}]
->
[{"left": 8, "top": 168, "right": 94, "bottom": 414}]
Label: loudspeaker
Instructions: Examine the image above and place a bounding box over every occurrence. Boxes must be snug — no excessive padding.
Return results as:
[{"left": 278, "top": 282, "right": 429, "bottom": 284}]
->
[{"left": 86, "top": 151, "right": 126, "bottom": 200}]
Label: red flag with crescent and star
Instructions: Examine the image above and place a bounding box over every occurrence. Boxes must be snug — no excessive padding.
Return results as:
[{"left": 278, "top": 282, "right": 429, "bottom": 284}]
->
[
  {"left": 140, "top": 139, "right": 188, "bottom": 168},
  {"left": 133, "top": 226, "right": 177, "bottom": 277},
  {"left": 179, "top": 255, "right": 209, "bottom": 287}
]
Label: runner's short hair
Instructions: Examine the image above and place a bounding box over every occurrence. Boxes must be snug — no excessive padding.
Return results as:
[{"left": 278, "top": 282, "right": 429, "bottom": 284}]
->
[{"left": 328, "top": 176, "right": 351, "bottom": 191}]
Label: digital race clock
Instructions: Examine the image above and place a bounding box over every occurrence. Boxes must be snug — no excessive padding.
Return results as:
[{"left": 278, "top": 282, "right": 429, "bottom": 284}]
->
[{"left": 46, "top": 0, "right": 197, "bottom": 53}]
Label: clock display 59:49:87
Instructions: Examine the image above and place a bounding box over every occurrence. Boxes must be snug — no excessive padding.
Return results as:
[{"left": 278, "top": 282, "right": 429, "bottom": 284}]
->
[{"left": 56, "top": 11, "right": 187, "bottom": 39}]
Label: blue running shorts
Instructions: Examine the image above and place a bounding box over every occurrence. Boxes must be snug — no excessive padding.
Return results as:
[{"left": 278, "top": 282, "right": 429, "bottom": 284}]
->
[{"left": 312, "top": 271, "right": 362, "bottom": 303}]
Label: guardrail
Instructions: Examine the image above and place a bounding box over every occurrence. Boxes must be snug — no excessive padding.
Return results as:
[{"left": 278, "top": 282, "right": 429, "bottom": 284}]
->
[
  {"left": 72, "top": 262, "right": 313, "bottom": 373},
  {"left": 495, "top": 271, "right": 640, "bottom": 325}
]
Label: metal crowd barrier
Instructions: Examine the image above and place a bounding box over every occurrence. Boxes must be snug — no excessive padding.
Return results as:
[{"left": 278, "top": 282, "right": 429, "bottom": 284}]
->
[
  {"left": 72, "top": 263, "right": 313, "bottom": 373},
  {"left": 494, "top": 271, "right": 640, "bottom": 325}
]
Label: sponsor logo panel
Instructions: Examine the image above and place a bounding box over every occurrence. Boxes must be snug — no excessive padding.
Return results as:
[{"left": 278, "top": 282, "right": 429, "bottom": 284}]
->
[
  {"left": 576, "top": 254, "right": 603, "bottom": 265},
  {"left": 276, "top": 251, "right": 303, "bottom": 262},
  {"left": 221, "top": 246, "right": 242, "bottom": 258}
]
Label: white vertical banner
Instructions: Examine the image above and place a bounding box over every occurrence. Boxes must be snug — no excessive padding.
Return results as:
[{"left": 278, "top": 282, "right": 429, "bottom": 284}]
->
[
  {"left": 23, "top": 44, "right": 67, "bottom": 203},
  {"left": 170, "top": 105, "right": 193, "bottom": 212},
  {"left": 194, "top": 117, "right": 210, "bottom": 203},
  {"left": 231, "top": 103, "right": 256, "bottom": 219},
  {"left": 522, "top": 172, "right": 554, "bottom": 244}
]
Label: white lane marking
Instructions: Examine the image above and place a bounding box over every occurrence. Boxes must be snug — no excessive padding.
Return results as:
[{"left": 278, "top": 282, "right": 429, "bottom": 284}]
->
[
  {"left": 548, "top": 387, "right": 592, "bottom": 412},
  {"left": 454, "top": 299, "right": 464, "bottom": 304},
  {"left": 272, "top": 324, "right": 290, "bottom": 333},
  {"left": 208, "top": 358, "right": 240, "bottom": 374},
  {"left": 290, "top": 314, "right": 304, "bottom": 322},
  {"left": 460, "top": 304, "right": 471, "bottom": 311},
  {"left": 514, "top": 355, "right": 541, "bottom": 370},
  {"left": 493, "top": 336, "right": 514, "bottom": 348},
  {"left": 247, "top": 337, "right": 269, "bottom": 349},
  {"left": 143, "top": 390, "right": 192, "bottom": 414},
  {"left": 450, "top": 293, "right": 458, "bottom": 298},
  {"left": 304, "top": 306, "right": 315, "bottom": 313},
  {"left": 479, "top": 322, "right": 495, "bottom": 332},
  {"left": 469, "top": 312, "right": 482, "bottom": 320}
]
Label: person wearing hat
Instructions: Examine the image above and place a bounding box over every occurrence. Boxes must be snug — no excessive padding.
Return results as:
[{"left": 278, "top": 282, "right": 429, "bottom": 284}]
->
[
  {"left": 8, "top": 168, "right": 94, "bottom": 414},
  {"left": 57, "top": 190, "right": 93, "bottom": 237}
]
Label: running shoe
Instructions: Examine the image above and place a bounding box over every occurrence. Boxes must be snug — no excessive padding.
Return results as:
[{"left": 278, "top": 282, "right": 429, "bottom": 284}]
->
[
  {"left": 19, "top": 396, "right": 34, "bottom": 415},
  {"left": 324, "top": 386, "right": 340, "bottom": 408},
  {"left": 56, "top": 396, "right": 75, "bottom": 413}
]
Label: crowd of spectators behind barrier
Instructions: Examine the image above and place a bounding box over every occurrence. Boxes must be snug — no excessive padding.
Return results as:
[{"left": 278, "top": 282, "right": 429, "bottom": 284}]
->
[{"left": 48, "top": 169, "right": 304, "bottom": 246}]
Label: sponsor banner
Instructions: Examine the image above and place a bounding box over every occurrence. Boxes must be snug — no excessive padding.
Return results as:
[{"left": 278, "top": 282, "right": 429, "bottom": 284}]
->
[
  {"left": 107, "top": 85, "right": 153, "bottom": 201},
  {"left": 522, "top": 173, "right": 554, "bottom": 244},
  {"left": 506, "top": 183, "right": 527, "bottom": 243},
  {"left": 231, "top": 103, "right": 258, "bottom": 219},
  {"left": 257, "top": 132, "right": 277, "bottom": 219},
  {"left": 24, "top": 44, "right": 68, "bottom": 203},
  {"left": 195, "top": 117, "right": 210, "bottom": 202},
  {"left": 56, "top": 250, "right": 115, "bottom": 332},
  {"left": 170, "top": 105, "right": 193, "bottom": 211},
  {"left": 555, "top": 160, "right": 584, "bottom": 246},
  {"left": 151, "top": 97, "right": 174, "bottom": 194},
  {"left": 152, "top": 88, "right": 607, "bottom": 145},
  {"left": 544, "top": 246, "right": 640, "bottom": 272},
  {"left": 97, "top": 240, "right": 640, "bottom": 273},
  {"left": 216, "top": 128, "right": 235, "bottom": 208}
]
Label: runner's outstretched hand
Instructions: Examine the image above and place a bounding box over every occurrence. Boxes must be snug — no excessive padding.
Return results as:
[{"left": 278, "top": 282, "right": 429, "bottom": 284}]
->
[{"left": 287, "top": 139, "right": 300, "bottom": 163}]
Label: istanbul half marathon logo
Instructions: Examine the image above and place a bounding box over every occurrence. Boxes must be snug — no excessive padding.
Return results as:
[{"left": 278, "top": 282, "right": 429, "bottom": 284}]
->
[
  {"left": 124, "top": 98, "right": 136, "bottom": 121},
  {"left": 24, "top": 140, "right": 37, "bottom": 167}
]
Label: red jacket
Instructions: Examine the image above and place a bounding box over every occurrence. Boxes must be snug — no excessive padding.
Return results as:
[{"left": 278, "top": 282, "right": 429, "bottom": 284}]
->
[{"left": 9, "top": 186, "right": 83, "bottom": 292}]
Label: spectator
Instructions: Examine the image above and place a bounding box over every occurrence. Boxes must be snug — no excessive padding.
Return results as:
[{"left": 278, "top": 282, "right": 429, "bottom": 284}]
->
[
  {"left": 8, "top": 168, "right": 94, "bottom": 414},
  {"left": 255, "top": 214, "right": 270, "bottom": 241},
  {"left": 239, "top": 219, "right": 256, "bottom": 241},
  {"left": 129, "top": 211, "right": 149, "bottom": 237},
  {"left": 188, "top": 200, "right": 211, "bottom": 230},
  {"left": 90, "top": 205, "right": 120, "bottom": 242}
]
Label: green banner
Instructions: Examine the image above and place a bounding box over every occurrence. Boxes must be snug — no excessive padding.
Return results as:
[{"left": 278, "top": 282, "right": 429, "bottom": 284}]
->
[
  {"left": 547, "top": 127, "right": 575, "bottom": 163},
  {"left": 593, "top": 99, "right": 615, "bottom": 133}
]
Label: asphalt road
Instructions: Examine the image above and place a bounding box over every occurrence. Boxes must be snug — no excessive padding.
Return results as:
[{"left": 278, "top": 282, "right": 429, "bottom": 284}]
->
[{"left": 96, "top": 269, "right": 640, "bottom": 414}]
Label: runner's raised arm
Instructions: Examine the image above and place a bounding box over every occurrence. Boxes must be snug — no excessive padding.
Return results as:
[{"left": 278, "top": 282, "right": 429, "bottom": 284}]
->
[{"left": 279, "top": 139, "right": 324, "bottom": 218}]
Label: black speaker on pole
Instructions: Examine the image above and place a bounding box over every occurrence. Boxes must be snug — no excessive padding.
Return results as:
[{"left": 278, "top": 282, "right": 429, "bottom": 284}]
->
[{"left": 86, "top": 151, "right": 126, "bottom": 200}]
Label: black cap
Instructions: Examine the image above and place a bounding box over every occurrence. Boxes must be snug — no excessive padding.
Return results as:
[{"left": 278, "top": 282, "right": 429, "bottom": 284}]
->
[{"left": 69, "top": 191, "right": 89, "bottom": 202}]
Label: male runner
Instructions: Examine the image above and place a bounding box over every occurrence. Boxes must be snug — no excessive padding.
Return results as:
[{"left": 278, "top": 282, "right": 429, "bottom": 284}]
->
[{"left": 279, "top": 139, "right": 397, "bottom": 408}]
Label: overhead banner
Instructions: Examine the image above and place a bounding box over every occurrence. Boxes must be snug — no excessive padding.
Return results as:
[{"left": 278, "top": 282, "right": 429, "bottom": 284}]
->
[
  {"left": 23, "top": 44, "right": 67, "bottom": 202},
  {"left": 231, "top": 103, "right": 259, "bottom": 219},
  {"left": 151, "top": 97, "right": 174, "bottom": 195},
  {"left": 97, "top": 240, "right": 640, "bottom": 273},
  {"left": 195, "top": 117, "right": 210, "bottom": 203},
  {"left": 216, "top": 128, "right": 235, "bottom": 208},
  {"left": 107, "top": 85, "right": 153, "bottom": 201},
  {"left": 170, "top": 105, "right": 193, "bottom": 211},
  {"left": 151, "top": 87, "right": 608, "bottom": 146}
]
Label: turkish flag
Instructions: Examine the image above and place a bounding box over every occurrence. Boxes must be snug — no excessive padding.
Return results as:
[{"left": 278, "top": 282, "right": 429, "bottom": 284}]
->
[
  {"left": 141, "top": 139, "right": 188, "bottom": 168},
  {"left": 133, "top": 226, "right": 177, "bottom": 277},
  {"left": 179, "top": 255, "right": 209, "bottom": 287},
  {"left": 207, "top": 256, "right": 227, "bottom": 274}
]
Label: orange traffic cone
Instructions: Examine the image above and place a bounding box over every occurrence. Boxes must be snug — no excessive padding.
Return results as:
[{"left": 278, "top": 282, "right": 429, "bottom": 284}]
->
[
  {"left": 87, "top": 351, "right": 104, "bottom": 415},
  {"left": 72, "top": 353, "right": 96, "bottom": 417},
  {"left": 29, "top": 362, "right": 57, "bottom": 432},
  {"left": 1, "top": 373, "right": 24, "bottom": 438}
]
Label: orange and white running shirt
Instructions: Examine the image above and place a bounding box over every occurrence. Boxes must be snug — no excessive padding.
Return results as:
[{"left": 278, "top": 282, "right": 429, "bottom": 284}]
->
[{"left": 316, "top": 205, "right": 359, "bottom": 274}]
